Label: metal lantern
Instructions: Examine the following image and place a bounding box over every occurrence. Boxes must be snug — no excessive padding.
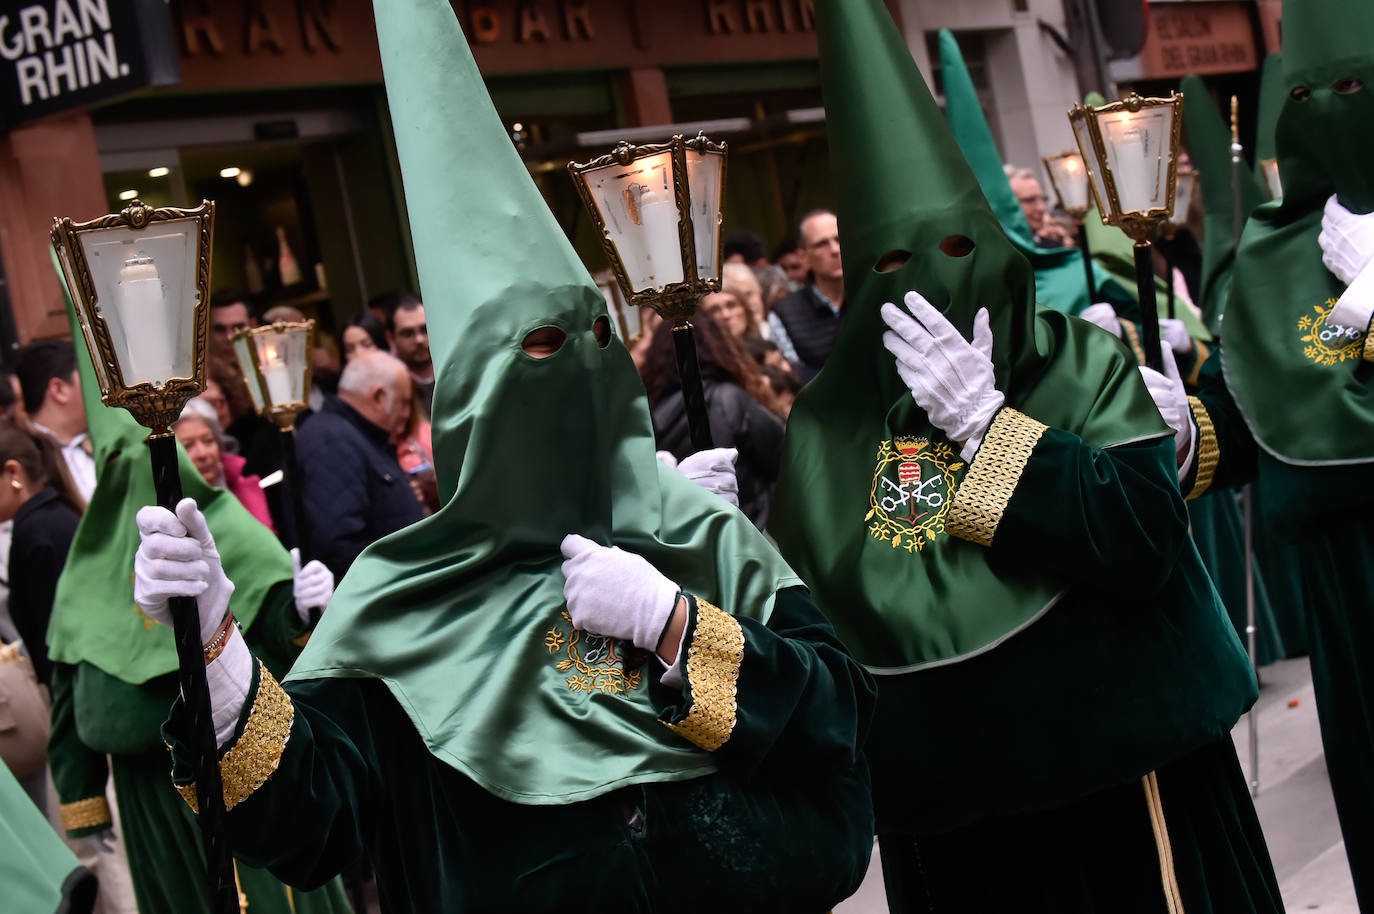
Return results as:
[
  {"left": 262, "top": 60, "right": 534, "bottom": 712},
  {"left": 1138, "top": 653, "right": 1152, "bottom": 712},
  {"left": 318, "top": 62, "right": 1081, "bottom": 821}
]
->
[
  {"left": 231, "top": 321, "right": 315, "bottom": 430},
  {"left": 570, "top": 133, "right": 728, "bottom": 450},
  {"left": 1258, "top": 158, "right": 1283, "bottom": 201},
  {"left": 1162, "top": 168, "right": 1197, "bottom": 237},
  {"left": 1042, "top": 149, "right": 1098, "bottom": 298},
  {"left": 50, "top": 199, "right": 239, "bottom": 914},
  {"left": 1069, "top": 92, "right": 1185, "bottom": 370},
  {"left": 51, "top": 199, "right": 214, "bottom": 433}
]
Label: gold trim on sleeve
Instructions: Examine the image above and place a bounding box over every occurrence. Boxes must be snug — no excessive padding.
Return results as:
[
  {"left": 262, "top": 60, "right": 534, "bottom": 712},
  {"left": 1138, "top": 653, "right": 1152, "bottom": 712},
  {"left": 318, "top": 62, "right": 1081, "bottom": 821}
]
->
[
  {"left": 1186, "top": 396, "right": 1219, "bottom": 500},
  {"left": 1119, "top": 319, "right": 1147, "bottom": 366},
  {"left": 177, "top": 662, "right": 294, "bottom": 813},
  {"left": 945, "top": 408, "right": 1048, "bottom": 548},
  {"left": 60, "top": 796, "right": 110, "bottom": 831},
  {"left": 1363, "top": 316, "right": 1374, "bottom": 363},
  {"left": 661, "top": 598, "right": 744, "bottom": 752},
  {"left": 1186, "top": 339, "right": 1210, "bottom": 388}
]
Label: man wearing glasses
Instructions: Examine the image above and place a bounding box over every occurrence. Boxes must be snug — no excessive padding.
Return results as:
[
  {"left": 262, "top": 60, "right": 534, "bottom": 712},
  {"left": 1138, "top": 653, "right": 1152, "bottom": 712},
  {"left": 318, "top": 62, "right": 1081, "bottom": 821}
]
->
[
  {"left": 769, "top": 209, "right": 846, "bottom": 382},
  {"left": 389, "top": 295, "right": 435, "bottom": 417}
]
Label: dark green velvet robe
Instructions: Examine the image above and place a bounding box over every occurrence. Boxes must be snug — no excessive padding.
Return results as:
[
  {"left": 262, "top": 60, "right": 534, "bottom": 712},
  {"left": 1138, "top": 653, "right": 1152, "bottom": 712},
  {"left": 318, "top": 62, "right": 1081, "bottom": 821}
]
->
[
  {"left": 48, "top": 582, "right": 352, "bottom": 914},
  {"left": 164, "top": 589, "right": 877, "bottom": 913},
  {"left": 871, "top": 426, "right": 1278, "bottom": 913}
]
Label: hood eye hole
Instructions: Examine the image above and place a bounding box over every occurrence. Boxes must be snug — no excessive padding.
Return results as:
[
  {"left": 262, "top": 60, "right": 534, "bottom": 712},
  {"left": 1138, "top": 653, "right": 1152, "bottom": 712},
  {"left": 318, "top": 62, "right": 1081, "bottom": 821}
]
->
[
  {"left": 1291, "top": 85, "right": 1311, "bottom": 102},
  {"left": 874, "top": 250, "right": 911, "bottom": 273},
  {"left": 940, "top": 235, "right": 975, "bottom": 257},
  {"left": 521, "top": 326, "right": 566, "bottom": 359},
  {"left": 1334, "top": 77, "right": 1364, "bottom": 95},
  {"left": 592, "top": 316, "right": 612, "bottom": 349}
]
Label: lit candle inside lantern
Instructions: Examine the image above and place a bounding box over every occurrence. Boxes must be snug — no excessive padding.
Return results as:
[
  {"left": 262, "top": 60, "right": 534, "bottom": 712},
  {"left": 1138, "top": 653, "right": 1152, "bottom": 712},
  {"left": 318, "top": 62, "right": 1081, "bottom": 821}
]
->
[
  {"left": 115, "top": 252, "right": 177, "bottom": 386},
  {"left": 636, "top": 177, "right": 686, "bottom": 288},
  {"left": 260, "top": 341, "right": 293, "bottom": 406}
]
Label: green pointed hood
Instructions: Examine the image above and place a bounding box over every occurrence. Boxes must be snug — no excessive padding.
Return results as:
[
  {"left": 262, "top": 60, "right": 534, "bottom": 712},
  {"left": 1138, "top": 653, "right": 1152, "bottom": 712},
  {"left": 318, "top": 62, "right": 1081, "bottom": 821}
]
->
[
  {"left": 938, "top": 30, "right": 1129, "bottom": 316},
  {"left": 46, "top": 253, "right": 292, "bottom": 685},
  {"left": 1180, "top": 76, "right": 1264, "bottom": 331},
  {"left": 1223, "top": 0, "right": 1374, "bottom": 464},
  {"left": 771, "top": 0, "right": 1167, "bottom": 672},
  {"left": 289, "top": 0, "right": 798, "bottom": 805}
]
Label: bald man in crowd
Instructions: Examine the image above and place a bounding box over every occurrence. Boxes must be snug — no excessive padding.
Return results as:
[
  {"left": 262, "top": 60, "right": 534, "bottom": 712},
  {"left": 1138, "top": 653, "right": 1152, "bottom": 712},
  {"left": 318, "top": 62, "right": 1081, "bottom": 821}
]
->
[{"left": 295, "top": 351, "right": 421, "bottom": 578}]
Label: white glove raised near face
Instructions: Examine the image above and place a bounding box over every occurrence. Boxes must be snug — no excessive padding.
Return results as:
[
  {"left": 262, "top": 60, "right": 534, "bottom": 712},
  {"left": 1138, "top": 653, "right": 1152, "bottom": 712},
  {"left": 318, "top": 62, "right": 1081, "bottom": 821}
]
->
[
  {"left": 1158, "top": 318, "right": 1194, "bottom": 357},
  {"left": 1319, "top": 194, "right": 1374, "bottom": 286},
  {"left": 134, "top": 497, "right": 234, "bottom": 641},
  {"left": 882, "top": 291, "right": 1005, "bottom": 462},
  {"left": 1138, "top": 346, "right": 1195, "bottom": 477},
  {"left": 675, "top": 447, "right": 740, "bottom": 507},
  {"left": 290, "top": 548, "right": 334, "bottom": 625},
  {"left": 1078, "top": 302, "right": 1123, "bottom": 338},
  {"left": 560, "top": 534, "right": 679, "bottom": 653}
]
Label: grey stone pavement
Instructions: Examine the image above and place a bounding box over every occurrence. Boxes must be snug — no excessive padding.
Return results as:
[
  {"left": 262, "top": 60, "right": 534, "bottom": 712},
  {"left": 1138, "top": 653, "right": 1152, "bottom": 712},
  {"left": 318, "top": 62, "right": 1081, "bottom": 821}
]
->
[{"left": 837, "top": 657, "right": 1358, "bottom": 914}]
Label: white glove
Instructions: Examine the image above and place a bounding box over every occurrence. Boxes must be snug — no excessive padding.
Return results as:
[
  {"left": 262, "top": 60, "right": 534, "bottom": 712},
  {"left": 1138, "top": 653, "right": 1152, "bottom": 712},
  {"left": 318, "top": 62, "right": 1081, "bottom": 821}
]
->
[
  {"left": 654, "top": 450, "right": 679, "bottom": 470},
  {"left": 560, "top": 534, "right": 679, "bottom": 652},
  {"left": 1139, "top": 347, "right": 1195, "bottom": 477},
  {"left": 1319, "top": 195, "right": 1374, "bottom": 285},
  {"left": 134, "top": 498, "right": 233, "bottom": 642},
  {"left": 290, "top": 548, "right": 334, "bottom": 625},
  {"left": 676, "top": 448, "right": 740, "bottom": 507},
  {"left": 882, "top": 292, "right": 1005, "bottom": 462},
  {"left": 1159, "top": 318, "right": 1193, "bottom": 357},
  {"left": 1327, "top": 259, "right": 1374, "bottom": 336},
  {"left": 1078, "top": 302, "right": 1123, "bottom": 337}
]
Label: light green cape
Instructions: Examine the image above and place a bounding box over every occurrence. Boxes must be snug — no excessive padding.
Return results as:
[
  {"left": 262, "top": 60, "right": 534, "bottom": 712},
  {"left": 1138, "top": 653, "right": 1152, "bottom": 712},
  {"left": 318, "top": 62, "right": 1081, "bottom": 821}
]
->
[
  {"left": 770, "top": 0, "right": 1168, "bottom": 672},
  {"left": 938, "top": 30, "right": 1130, "bottom": 316},
  {"left": 1223, "top": 0, "right": 1374, "bottom": 464},
  {"left": 287, "top": 0, "right": 799, "bottom": 805},
  {"left": 46, "top": 260, "right": 292, "bottom": 685}
]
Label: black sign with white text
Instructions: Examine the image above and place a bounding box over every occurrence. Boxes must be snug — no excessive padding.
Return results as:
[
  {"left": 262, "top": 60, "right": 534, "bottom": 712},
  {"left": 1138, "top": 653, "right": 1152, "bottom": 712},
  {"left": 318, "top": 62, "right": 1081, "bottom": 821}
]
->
[{"left": 0, "top": 0, "right": 179, "bottom": 130}]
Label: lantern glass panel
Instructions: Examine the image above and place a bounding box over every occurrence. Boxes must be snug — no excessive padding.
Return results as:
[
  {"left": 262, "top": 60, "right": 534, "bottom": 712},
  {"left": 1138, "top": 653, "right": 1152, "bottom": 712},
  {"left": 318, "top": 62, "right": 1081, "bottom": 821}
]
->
[
  {"left": 1072, "top": 114, "right": 1109, "bottom": 216},
  {"left": 1096, "top": 104, "right": 1175, "bottom": 215},
  {"left": 597, "top": 276, "right": 640, "bottom": 342},
  {"left": 231, "top": 333, "right": 268, "bottom": 413},
  {"left": 1259, "top": 158, "right": 1283, "bottom": 200},
  {"left": 685, "top": 147, "right": 723, "bottom": 282},
  {"left": 1047, "top": 153, "right": 1090, "bottom": 214},
  {"left": 580, "top": 150, "right": 685, "bottom": 293},
  {"left": 1170, "top": 169, "right": 1197, "bottom": 225},
  {"left": 78, "top": 221, "right": 198, "bottom": 388},
  {"left": 254, "top": 326, "right": 309, "bottom": 407}
]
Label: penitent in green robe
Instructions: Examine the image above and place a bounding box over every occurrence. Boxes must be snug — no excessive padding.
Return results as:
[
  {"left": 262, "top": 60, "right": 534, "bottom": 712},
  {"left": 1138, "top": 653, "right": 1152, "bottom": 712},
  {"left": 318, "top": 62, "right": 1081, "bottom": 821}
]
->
[
  {"left": 0, "top": 758, "right": 95, "bottom": 914},
  {"left": 162, "top": 590, "right": 877, "bottom": 913}
]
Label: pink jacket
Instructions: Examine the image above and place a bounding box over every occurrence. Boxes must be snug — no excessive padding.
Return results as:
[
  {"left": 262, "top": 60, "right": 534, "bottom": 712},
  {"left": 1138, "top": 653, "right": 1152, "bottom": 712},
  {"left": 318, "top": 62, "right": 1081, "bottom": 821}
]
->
[{"left": 222, "top": 451, "right": 275, "bottom": 532}]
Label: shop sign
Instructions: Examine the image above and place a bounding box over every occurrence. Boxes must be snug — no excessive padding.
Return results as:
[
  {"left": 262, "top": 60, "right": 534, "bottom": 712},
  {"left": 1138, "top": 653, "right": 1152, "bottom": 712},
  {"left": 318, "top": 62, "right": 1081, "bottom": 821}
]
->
[{"left": 1136, "top": 2, "right": 1258, "bottom": 77}]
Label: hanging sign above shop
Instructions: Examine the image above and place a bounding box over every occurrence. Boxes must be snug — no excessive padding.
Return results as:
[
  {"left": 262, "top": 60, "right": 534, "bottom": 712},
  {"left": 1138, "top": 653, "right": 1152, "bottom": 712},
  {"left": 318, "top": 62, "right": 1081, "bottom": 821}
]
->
[
  {"left": 0, "top": 0, "right": 179, "bottom": 130},
  {"left": 1135, "top": 1, "right": 1258, "bottom": 78}
]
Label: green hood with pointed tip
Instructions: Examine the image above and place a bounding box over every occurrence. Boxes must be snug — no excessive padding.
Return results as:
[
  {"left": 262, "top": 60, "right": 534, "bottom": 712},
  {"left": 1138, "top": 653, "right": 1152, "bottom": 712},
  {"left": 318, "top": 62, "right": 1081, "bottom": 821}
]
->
[
  {"left": 771, "top": 0, "right": 1167, "bottom": 673},
  {"left": 287, "top": 0, "right": 798, "bottom": 805},
  {"left": 46, "top": 251, "right": 292, "bottom": 684}
]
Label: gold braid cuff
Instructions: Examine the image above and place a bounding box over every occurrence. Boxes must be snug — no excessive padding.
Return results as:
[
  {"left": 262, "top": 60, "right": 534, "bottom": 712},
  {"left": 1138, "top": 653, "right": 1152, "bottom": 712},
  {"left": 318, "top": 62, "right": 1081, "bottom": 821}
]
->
[
  {"left": 1186, "top": 339, "right": 1210, "bottom": 388},
  {"left": 1364, "top": 314, "right": 1374, "bottom": 363},
  {"left": 1119, "top": 319, "right": 1147, "bottom": 366},
  {"left": 177, "top": 662, "right": 294, "bottom": 813},
  {"left": 1186, "top": 396, "right": 1219, "bottom": 500},
  {"left": 661, "top": 598, "right": 744, "bottom": 752},
  {"left": 946, "top": 408, "right": 1048, "bottom": 548},
  {"left": 60, "top": 796, "right": 110, "bottom": 831}
]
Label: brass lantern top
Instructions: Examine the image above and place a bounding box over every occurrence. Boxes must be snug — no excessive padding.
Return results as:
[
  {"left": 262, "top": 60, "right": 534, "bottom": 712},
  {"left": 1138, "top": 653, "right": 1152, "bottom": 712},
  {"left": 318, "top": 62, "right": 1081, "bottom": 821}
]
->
[
  {"left": 50, "top": 199, "right": 215, "bottom": 436},
  {"left": 568, "top": 132, "right": 728, "bottom": 324},
  {"left": 1068, "top": 92, "right": 1184, "bottom": 243},
  {"left": 231, "top": 320, "right": 316, "bottom": 430}
]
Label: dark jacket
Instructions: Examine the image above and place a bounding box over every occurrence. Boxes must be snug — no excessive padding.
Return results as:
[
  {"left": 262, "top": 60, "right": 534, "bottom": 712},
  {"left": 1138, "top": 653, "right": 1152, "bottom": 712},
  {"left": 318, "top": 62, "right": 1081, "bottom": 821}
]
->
[
  {"left": 771, "top": 282, "right": 845, "bottom": 380},
  {"left": 651, "top": 378, "right": 785, "bottom": 528},
  {"left": 8, "top": 488, "right": 80, "bottom": 686},
  {"left": 295, "top": 396, "right": 422, "bottom": 580}
]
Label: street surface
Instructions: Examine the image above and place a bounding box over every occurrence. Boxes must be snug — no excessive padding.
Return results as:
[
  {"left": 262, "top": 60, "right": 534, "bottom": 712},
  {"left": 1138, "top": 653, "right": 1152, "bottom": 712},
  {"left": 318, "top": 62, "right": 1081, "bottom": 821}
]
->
[{"left": 837, "top": 658, "right": 1357, "bottom": 913}]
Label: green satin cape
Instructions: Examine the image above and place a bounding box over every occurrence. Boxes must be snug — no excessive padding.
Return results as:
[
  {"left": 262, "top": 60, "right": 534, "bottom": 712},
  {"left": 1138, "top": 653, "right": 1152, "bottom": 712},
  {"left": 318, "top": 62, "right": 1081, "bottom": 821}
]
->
[
  {"left": 1222, "top": 0, "right": 1374, "bottom": 465},
  {"left": 770, "top": 0, "right": 1169, "bottom": 672},
  {"left": 287, "top": 0, "right": 799, "bottom": 805},
  {"left": 45, "top": 265, "right": 292, "bottom": 685}
]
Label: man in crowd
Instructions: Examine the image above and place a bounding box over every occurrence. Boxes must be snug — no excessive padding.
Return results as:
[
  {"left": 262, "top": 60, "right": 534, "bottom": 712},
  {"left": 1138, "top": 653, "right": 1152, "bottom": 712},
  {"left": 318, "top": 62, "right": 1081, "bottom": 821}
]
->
[
  {"left": 295, "top": 350, "right": 420, "bottom": 578},
  {"left": 208, "top": 288, "right": 255, "bottom": 360},
  {"left": 17, "top": 340, "right": 93, "bottom": 502},
  {"left": 1007, "top": 166, "right": 1075, "bottom": 248},
  {"left": 773, "top": 238, "right": 808, "bottom": 285},
  {"left": 769, "top": 209, "right": 846, "bottom": 380},
  {"left": 385, "top": 292, "right": 435, "bottom": 418}
]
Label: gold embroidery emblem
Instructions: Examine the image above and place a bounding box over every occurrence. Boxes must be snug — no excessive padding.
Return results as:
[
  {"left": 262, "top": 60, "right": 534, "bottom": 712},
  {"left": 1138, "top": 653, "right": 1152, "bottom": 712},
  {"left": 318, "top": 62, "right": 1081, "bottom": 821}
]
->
[
  {"left": 545, "top": 611, "right": 644, "bottom": 695},
  {"left": 864, "top": 436, "right": 963, "bottom": 553},
  {"left": 1299, "top": 299, "right": 1365, "bottom": 366}
]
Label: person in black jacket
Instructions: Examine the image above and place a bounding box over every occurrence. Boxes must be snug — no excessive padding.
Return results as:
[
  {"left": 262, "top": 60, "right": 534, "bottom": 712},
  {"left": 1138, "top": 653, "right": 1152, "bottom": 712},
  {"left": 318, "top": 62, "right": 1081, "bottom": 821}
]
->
[
  {"left": 0, "top": 421, "right": 83, "bottom": 687},
  {"left": 641, "top": 311, "right": 786, "bottom": 527},
  {"left": 295, "top": 351, "right": 422, "bottom": 579}
]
